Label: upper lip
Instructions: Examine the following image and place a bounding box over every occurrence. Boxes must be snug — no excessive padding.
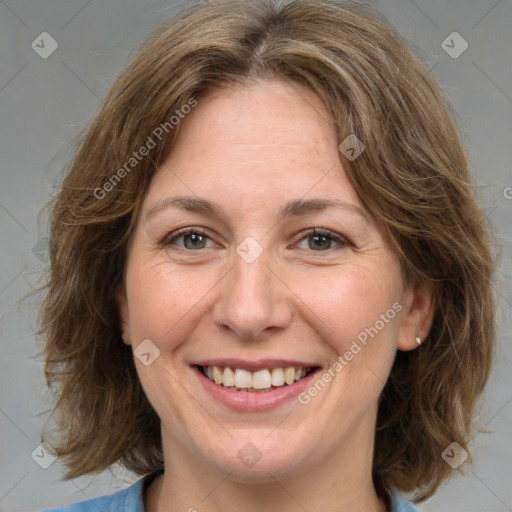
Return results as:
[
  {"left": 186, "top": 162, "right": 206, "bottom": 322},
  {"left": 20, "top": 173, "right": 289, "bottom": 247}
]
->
[{"left": 191, "top": 358, "right": 320, "bottom": 372}]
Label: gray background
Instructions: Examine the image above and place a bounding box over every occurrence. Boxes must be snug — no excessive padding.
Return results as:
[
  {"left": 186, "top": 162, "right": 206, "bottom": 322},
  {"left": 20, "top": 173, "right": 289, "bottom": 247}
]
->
[{"left": 1, "top": 0, "right": 511, "bottom": 511}]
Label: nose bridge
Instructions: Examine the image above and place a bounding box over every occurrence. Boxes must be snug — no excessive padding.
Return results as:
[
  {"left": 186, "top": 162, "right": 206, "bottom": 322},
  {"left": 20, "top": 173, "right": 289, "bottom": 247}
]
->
[{"left": 212, "top": 245, "right": 291, "bottom": 340}]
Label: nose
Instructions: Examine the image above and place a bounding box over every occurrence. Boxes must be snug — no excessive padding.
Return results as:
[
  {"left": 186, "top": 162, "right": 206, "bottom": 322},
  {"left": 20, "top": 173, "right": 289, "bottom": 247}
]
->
[{"left": 212, "top": 249, "right": 292, "bottom": 341}]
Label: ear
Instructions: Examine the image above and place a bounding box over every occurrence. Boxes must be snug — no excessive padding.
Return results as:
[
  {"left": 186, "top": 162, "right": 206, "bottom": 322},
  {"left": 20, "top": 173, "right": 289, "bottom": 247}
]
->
[
  {"left": 115, "top": 287, "right": 132, "bottom": 346},
  {"left": 397, "top": 280, "right": 435, "bottom": 351}
]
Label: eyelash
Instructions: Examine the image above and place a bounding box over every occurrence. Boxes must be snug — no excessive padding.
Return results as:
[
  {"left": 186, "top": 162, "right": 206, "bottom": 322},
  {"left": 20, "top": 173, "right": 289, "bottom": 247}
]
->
[{"left": 160, "top": 227, "right": 349, "bottom": 253}]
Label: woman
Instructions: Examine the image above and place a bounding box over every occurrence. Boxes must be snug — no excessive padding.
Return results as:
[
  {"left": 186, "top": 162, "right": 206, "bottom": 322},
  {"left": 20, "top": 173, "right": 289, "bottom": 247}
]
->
[{"left": 38, "top": 0, "right": 496, "bottom": 511}]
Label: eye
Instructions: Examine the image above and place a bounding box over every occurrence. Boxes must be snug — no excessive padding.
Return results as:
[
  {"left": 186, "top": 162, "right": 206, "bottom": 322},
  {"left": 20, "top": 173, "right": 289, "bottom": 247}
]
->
[
  {"left": 161, "top": 227, "right": 349, "bottom": 252},
  {"left": 161, "top": 227, "right": 217, "bottom": 250},
  {"left": 295, "top": 228, "right": 348, "bottom": 252}
]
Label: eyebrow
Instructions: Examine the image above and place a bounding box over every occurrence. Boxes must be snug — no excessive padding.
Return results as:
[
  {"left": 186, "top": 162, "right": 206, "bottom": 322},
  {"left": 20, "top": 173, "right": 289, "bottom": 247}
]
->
[{"left": 146, "top": 196, "right": 370, "bottom": 223}]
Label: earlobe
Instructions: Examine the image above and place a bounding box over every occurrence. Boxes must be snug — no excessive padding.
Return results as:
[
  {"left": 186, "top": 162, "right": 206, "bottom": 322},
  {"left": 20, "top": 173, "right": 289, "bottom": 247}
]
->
[
  {"left": 121, "top": 331, "right": 130, "bottom": 344},
  {"left": 397, "top": 281, "right": 435, "bottom": 352},
  {"left": 115, "top": 288, "right": 132, "bottom": 346}
]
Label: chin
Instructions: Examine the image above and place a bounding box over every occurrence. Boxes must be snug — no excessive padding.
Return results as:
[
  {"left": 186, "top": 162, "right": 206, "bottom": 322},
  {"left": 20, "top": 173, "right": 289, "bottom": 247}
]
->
[{"left": 196, "top": 435, "right": 312, "bottom": 483}]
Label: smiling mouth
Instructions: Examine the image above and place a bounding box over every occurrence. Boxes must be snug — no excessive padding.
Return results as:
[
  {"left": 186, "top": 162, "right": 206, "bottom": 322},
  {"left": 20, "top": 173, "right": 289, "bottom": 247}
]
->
[{"left": 197, "top": 365, "right": 319, "bottom": 392}]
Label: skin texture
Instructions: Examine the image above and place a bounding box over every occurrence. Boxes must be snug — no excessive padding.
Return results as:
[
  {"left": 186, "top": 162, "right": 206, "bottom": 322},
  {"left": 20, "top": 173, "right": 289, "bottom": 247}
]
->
[{"left": 117, "top": 78, "right": 434, "bottom": 512}]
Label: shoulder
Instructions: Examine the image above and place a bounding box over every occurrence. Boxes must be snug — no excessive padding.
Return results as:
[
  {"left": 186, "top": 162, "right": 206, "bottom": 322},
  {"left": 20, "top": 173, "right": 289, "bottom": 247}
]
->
[
  {"left": 39, "top": 477, "right": 145, "bottom": 512},
  {"left": 390, "top": 487, "right": 420, "bottom": 512}
]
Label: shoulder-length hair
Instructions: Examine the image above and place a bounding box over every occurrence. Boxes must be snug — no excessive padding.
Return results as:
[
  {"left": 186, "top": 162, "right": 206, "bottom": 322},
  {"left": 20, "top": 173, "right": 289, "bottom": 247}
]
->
[{"left": 37, "top": 0, "right": 496, "bottom": 502}]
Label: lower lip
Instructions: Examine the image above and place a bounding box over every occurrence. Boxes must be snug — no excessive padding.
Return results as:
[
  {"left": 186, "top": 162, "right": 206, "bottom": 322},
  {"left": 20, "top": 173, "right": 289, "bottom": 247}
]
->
[{"left": 192, "top": 366, "right": 322, "bottom": 412}]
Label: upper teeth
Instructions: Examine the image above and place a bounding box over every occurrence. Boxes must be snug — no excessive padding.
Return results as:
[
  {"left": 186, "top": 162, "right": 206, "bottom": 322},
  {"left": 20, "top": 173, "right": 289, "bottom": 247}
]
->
[{"left": 203, "top": 366, "right": 310, "bottom": 390}]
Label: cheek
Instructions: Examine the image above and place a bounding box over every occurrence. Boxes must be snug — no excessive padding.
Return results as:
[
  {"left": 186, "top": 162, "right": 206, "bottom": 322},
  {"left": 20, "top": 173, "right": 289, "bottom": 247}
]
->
[
  {"left": 290, "top": 262, "right": 402, "bottom": 363},
  {"left": 125, "top": 259, "right": 213, "bottom": 346}
]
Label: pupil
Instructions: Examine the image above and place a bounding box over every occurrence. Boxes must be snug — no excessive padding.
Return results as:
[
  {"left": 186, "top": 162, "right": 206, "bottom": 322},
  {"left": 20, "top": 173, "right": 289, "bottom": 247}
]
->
[
  {"left": 310, "top": 235, "right": 330, "bottom": 250},
  {"left": 185, "top": 233, "right": 205, "bottom": 249}
]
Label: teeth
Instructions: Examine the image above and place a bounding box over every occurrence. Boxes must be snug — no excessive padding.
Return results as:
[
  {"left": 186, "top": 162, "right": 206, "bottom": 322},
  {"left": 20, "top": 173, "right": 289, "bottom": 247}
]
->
[
  {"left": 284, "top": 367, "right": 295, "bottom": 385},
  {"left": 213, "top": 366, "right": 223, "bottom": 384},
  {"left": 252, "top": 369, "right": 272, "bottom": 389},
  {"left": 223, "top": 367, "right": 235, "bottom": 387},
  {"left": 271, "top": 367, "right": 284, "bottom": 386},
  {"left": 202, "top": 365, "right": 313, "bottom": 391},
  {"left": 234, "top": 368, "right": 252, "bottom": 388}
]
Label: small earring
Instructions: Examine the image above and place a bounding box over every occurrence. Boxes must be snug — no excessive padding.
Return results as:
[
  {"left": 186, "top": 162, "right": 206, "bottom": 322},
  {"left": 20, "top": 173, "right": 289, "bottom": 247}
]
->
[{"left": 415, "top": 336, "right": 421, "bottom": 345}]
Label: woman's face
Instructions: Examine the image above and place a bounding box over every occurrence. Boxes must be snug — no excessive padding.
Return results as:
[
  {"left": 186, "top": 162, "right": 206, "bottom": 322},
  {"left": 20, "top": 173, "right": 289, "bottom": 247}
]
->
[{"left": 118, "top": 78, "right": 426, "bottom": 482}]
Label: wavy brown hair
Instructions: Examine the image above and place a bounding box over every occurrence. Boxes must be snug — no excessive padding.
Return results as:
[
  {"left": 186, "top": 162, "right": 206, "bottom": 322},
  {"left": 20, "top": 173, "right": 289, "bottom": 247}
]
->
[{"left": 37, "top": 0, "right": 497, "bottom": 503}]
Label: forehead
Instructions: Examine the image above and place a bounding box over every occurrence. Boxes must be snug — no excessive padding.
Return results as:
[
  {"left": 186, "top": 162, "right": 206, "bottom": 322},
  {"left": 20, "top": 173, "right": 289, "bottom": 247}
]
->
[{"left": 142, "top": 78, "right": 363, "bottom": 213}]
